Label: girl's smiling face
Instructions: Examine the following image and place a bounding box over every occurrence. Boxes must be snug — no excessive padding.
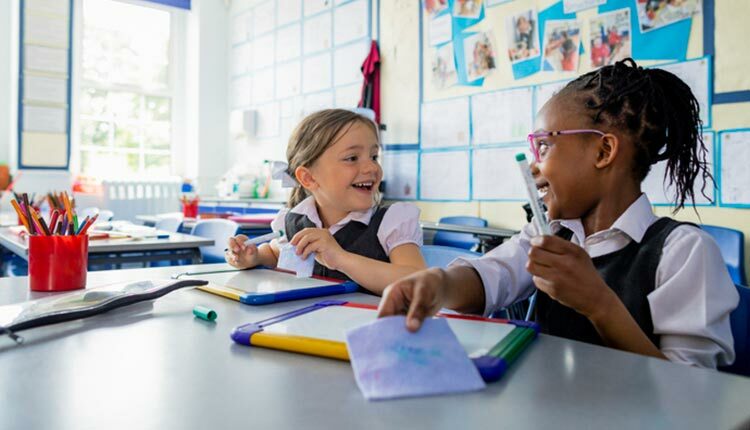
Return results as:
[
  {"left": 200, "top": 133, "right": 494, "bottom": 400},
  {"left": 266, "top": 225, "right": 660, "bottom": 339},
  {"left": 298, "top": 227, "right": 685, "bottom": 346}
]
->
[
  {"left": 532, "top": 97, "right": 604, "bottom": 220},
  {"left": 305, "top": 121, "right": 382, "bottom": 216}
]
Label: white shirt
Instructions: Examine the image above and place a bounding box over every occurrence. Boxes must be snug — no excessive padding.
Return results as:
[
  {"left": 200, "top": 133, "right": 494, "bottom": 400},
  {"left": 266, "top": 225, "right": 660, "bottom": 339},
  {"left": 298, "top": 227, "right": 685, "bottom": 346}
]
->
[
  {"left": 270, "top": 196, "right": 423, "bottom": 255},
  {"left": 452, "top": 194, "right": 738, "bottom": 368}
]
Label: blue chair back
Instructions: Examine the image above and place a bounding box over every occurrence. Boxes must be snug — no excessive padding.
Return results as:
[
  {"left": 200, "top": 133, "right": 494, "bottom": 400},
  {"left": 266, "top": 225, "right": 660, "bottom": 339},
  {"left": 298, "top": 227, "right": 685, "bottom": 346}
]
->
[
  {"left": 701, "top": 225, "right": 747, "bottom": 285},
  {"left": 155, "top": 217, "right": 182, "bottom": 233},
  {"left": 422, "top": 244, "right": 480, "bottom": 268},
  {"left": 433, "top": 216, "right": 488, "bottom": 250},
  {"left": 190, "top": 219, "right": 239, "bottom": 264},
  {"left": 720, "top": 284, "right": 750, "bottom": 377}
]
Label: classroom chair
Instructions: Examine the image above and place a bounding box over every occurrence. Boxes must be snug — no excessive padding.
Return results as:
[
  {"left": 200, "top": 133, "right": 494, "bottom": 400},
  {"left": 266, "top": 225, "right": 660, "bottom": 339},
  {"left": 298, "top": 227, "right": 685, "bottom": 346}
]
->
[
  {"left": 78, "top": 207, "right": 99, "bottom": 220},
  {"left": 701, "top": 225, "right": 747, "bottom": 285},
  {"left": 432, "top": 216, "right": 488, "bottom": 251},
  {"left": 422, "top": 244, "right": 480, "bottom": 269},
  {"left": 155, "top": 217, "right": 182, "bottom": 233},
  {"left": 98, "top": 209, "right": 114, "bottom": 222},
  {"left": 720, "top": 284, "right": 750, "bottom": 377},
  {"left": 191, "top": 219, "right": 239, "bottom": 264}
]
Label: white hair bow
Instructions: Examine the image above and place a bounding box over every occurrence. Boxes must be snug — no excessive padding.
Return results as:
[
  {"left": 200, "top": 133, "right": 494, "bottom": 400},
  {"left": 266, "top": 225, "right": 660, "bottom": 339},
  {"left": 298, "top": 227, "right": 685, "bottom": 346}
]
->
[{"left": 269, "top": 161, "right": 297, "bottom": 188}]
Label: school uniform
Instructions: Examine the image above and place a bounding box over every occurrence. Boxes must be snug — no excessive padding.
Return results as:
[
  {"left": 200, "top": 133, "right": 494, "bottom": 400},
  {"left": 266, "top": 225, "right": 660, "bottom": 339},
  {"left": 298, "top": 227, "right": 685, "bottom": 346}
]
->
[
  {"left": 451, "top": 194, "right": 739, "bottom": 369},
  {"left": 270, "top": 196, "right": 423, "bottom": 281}
]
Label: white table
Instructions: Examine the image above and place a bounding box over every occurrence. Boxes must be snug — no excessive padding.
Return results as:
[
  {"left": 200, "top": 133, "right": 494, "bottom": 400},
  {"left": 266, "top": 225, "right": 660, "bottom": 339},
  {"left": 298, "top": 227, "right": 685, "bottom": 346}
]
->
[
  {"left": 136, "top": 213, "right": 273, "bottom": 232},
  {"left": 0, "top": 227, "right": 214, "bottom": 266},
  {"left": 1, "top": 263, "right": 748, "bottom": 429}
]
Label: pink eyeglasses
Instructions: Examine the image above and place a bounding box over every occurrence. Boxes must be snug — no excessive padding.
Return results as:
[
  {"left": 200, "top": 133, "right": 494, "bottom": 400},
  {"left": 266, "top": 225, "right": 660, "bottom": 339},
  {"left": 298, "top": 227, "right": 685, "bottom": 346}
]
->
[{"left": 527, "top": 129, "right": 606, "bottom": 163}]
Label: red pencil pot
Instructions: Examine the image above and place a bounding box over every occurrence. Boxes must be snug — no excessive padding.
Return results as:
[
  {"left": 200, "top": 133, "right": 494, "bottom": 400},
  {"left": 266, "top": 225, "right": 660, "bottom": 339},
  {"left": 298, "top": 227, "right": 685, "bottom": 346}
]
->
[
  {"left": 28, "top": 235, "right": 88, "bottom": 292},
  {"left": 182, "top": 200, "right": 199, "bottom": 218}
]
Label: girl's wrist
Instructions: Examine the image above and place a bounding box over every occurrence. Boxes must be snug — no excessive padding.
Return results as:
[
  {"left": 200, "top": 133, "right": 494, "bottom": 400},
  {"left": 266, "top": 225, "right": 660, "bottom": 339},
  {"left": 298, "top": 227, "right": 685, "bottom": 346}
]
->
[{"left": 585, "top": 286, "right": 619, "bottom": 326}]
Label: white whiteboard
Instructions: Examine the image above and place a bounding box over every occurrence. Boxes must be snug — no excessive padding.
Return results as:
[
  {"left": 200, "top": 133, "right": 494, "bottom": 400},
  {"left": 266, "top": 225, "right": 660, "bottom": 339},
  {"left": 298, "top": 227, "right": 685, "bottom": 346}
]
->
[
  {"left": 420, "top": 98, "right": 470, "bottom": 149},
  {"left": 471, "top": 87, "right": 534, "bottom": 145},
  {"left": 720, "top": 130, "right": 750, "bottom": 206},
  {"left": 472, "top": 146, "right": 528, "bottom": 201},
  {"left": 656, "top": 57, "right": 711, "bottom": 127},
  {"left": 420, "top": 151, "right": 470, "bottom": 200},
  {"left": 643, "top": 132, "right": 716, "bottom": 205},
  {"left": 383, "top": 151, "right": 418, "bottom": 200}
]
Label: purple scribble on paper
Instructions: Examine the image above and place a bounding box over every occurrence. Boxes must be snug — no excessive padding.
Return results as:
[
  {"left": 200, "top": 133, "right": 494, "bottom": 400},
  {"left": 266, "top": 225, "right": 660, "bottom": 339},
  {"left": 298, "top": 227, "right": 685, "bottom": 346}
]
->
[{"left": 345, "top": 316, "right": 486, "bottom": 400}]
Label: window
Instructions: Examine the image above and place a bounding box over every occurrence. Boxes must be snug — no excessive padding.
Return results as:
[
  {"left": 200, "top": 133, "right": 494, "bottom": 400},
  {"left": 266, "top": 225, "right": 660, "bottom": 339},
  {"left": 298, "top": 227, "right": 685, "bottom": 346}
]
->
[{"left": 79, "top": 0, "right": 175, "bottom": 177}]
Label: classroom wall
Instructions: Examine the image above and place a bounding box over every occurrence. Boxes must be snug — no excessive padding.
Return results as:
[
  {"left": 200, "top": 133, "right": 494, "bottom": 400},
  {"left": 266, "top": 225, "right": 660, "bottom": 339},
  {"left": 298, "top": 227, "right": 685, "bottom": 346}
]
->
[{"left": 378, "top": 0, "right": 750, "bottom": 275}]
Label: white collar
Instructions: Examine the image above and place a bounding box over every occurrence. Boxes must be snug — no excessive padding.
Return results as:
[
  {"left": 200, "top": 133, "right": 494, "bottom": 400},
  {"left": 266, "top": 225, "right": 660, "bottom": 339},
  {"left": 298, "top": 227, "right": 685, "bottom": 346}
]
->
[
  {"left": 550, "top": 194, "right": 657, "bottom": 243},
  {"left": 289, "top": 196, "right": 375, "bottom": 229}
]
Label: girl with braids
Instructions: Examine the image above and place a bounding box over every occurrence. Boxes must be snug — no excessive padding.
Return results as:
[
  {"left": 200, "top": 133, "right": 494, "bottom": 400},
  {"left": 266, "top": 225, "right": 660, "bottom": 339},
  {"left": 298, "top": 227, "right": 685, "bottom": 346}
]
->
[
  {"left": 225, "top": 109, "right": 426, "bottom": 294},
  {"left": 379, "top": 59, "right": 738, "bottom": 368}
]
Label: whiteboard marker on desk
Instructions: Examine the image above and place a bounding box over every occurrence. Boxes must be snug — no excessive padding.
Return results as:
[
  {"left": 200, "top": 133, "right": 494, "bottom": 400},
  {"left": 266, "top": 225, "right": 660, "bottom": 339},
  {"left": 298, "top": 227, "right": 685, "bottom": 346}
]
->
[
  {"left": 516, "top": 153, "right": 549, "bottom": 322},
  {"left": 225, "top": 230, "right": 285, "bottom": 252}
]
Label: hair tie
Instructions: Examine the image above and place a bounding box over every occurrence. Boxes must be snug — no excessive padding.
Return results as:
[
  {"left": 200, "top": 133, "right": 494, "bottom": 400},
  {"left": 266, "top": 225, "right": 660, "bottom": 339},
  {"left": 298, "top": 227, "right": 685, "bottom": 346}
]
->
[{"left": 269, "top": 161, "right": 297, "bottom": 188}]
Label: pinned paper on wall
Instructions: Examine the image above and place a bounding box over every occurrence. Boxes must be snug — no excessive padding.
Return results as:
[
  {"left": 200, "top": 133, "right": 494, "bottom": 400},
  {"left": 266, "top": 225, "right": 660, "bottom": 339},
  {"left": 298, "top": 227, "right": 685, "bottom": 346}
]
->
[
  {"left": 720, "top": 130, "right": 750, "bottom": 207},
  {"left": 20, "top": 132, "right": 68, "bottom": 168},
  {"left": 643, "top": 133, "right": 715, "bottom": 205},
  {"left": 452, "top": 0, "right": 484, "bottom": 20},
  {"left": 25, "top": 0, "right": 69, "bottom": 17},
  {"left": 506, "top": 9, "right": 541, "bottom": 65},
  {"left": 253, "top": 68, "right": 275, "bottom": 103},
  {"left": 534, "top": 79, "right": 570, "bottom": 113},
  {"left": 253, "top": 33, "right": 275, "bottom": 70},
  {"left": 430, "top": 43, "right": 458, "bottom": 89},
  {"left": 334, "top": 41, "right": 370, "bottom": 86},
  {"left": 24, "top": 45, "right": 68, "bottom": 74},
  {"left": 276, "top": 61, "right": 302, "bottom": 99},
  {"left": 471, "top": 87, "right": 533, "bottom": 145},
  {"left": 278, "top": 0, "right": 302, "bottom": 26},
  {"left": 276, "top": 24, "right": 301, "bottom": 63},
  {"left": 429, "top": 13, "right": 453, "bottom": 46},
  {"left": 420, "top": 151, "right": 470, "bottom": 201},
  {"left": 24, "top": 13, "right": 69, "bottom": 47},
  {"left": 383, "top": 151, "right": 418, "bottom": 200},
  {"left": 463, "top": 31, "right": 498, "bottom": 82},
  {"left": 655, "top": 57, "right": 711, "bottom": 127},
  {"left": 588, "top": 8, "right": 631, "bottom": 69},
  {"left": 563, "top": 0, "right": 605, "bottom": 14},
  {"left": 635, "top": 0, "right": 700, "bottom": 33},
  {"left": 256, "top": 102, "right": 280, "bottom": 138},
  {"left": 304, "top": 12, "right": 332, "bottom": 54},
  {"left": 472, "top": 146, "right": 528, "bottom": 201},
  {"left": 424, "top": 0, "right": 448, "bottom": 17},
  {"left": 302, "top": 52, "right": 332, "bottom": 94},
  {"left": 420, "top": 98, "right": 470, "bottom": 149},
  {"left": 333, "top": 0, "right": 369, "bottom": 45},
  {"left": 23, "top": 105, "right": 67, "bottom": 133},
  {"left": 252, "top": 1, "right": 276, "bottom": 38},
  {"left": 304, "top": 0, "right": 331, "bottom": 17},
  {"left": 541, "top": 19, "right": 581, "bottom": 73},
  {"left": 23, "top": 75, "right": 67, "bottom": 105}
]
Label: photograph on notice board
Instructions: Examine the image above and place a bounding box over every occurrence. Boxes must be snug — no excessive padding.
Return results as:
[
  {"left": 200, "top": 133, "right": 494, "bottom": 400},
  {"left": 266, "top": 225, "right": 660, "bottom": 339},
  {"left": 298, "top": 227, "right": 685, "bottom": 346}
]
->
[
  {"left": 589, "top": 8, "right": 631, "bottom": 69},
  {"left": 563, "top": 0, "right": 606, "bottom": 14},
  {"left": 424, "top": 0, "right": 448, "bottom": 17},
  {"left": 431, "top": 43, "right": 458, "bottom": 89},
  {"left": 506, "top": 9, "right": 540, "bottom": 63},
  {"left": 453, "top": 0, "right": 483, "bottom": 19},
  {"left": 464, "top": 31, "right": 497, "bottom": 82},
  {"left": 542, "top": 19, "right": 580, "bottom": 72},
  {"left": 636, "top": 0, "right": 700, "bottom": 32}
]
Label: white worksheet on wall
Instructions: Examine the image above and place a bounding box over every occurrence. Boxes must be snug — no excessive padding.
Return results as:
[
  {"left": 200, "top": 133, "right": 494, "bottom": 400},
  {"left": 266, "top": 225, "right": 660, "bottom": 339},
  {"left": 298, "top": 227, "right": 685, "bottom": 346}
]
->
[
  {"left": 472, "top": 87, "right": 534, "bottom": 145},
  {"left": 334, "top": 41, "right": 369, "bottom": 86},
  {"left": 420, "top": 151, "right": 470, "bottom": 200},
  {"left": 278, "top": 0, "right": 302, "bottom": 25},
  {"left": 334, "top": 0, "right": 369, "bottom": 45},
  {"left": 276, "top": 24, "right": 301, "bottom": 62},
  {"left": 24, "top": 12, "right": 68, "bottom": 47},
  {"left": 23, "top": 105, "right": 66, "bottom": 133},
  {"left": 24, "top": 45, "right": 68, "bottom": 74},
  {"left": 26, "top": 0, "right": 69, "bottom": 17},
  {"left": 420, "top": 97, "right": 470, "bottom": 149},
  {"left": 642, "top": 132, "right": 715, "bottom": 205},
  {"left": 256, "top": 102, "right": 280, "bottom": 138},
  {"left": 253, "top": 33, "right": 275, "bottom": 70},
  {"left": 383, "top": 151, "right": 419, "bottom": 200},
  {"left": 303, "top": 12, "right": 332, "bottom": 54},
  {"left": 252, "top": 1, "right": 276, "bottom": 38},
  {"left": 305, "top": 0, "right": 331, "bottom": 17},
  {"left": 252, "top": 68, "right": 275, "bottom": 103},
  {"left": 23, "top": 75, "right": 67, "bottom": 105},
  {"left": 303, "top": 52, "right": 332, "bottom": 93},
  {"left": 534, "top": 80, "right": 569, "bottom": 115},
  {"left": 657, "top": 57, "right": 711, "bottom": 127},
  {"left": 276, "top": 60, "right": 301, "bottom": 99},
  {"left": 720, "top": 130, "right": 750, "bottom": 206},
  {"left": 21, "top": 132, "right": 68, "bottom": 168},
  {"left": 472, "top": 146, "right": 528, "bottom": 200}
]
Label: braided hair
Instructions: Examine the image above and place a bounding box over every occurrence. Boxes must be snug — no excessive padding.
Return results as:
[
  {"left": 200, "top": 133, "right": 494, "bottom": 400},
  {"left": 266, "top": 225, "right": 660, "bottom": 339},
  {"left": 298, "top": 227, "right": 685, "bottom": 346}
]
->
[{"left": 558, "top": 58, "right": 713, "bottom": 211}]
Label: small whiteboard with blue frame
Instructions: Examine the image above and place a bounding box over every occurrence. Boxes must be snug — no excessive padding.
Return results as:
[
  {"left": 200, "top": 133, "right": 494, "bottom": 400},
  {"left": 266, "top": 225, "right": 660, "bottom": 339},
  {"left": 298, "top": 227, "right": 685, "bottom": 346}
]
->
[{"left": 718, "top": 129, "right": 750, "bottom": 208}]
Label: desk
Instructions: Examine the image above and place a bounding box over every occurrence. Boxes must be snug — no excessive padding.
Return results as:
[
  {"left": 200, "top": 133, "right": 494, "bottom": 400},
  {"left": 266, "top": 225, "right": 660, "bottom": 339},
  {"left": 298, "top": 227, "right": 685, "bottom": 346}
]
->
[
  {"left": 421, "top": 221, "right": 518, "bottom": 252},
  {"left": 0, "top": 227, "right": 214, "bottom": 266},
  {"left": 1, "top": 263, "right": 748, "bottom": 429},
  {"left": 136, "top": 213, "right": 273, "bottom": 233}
]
